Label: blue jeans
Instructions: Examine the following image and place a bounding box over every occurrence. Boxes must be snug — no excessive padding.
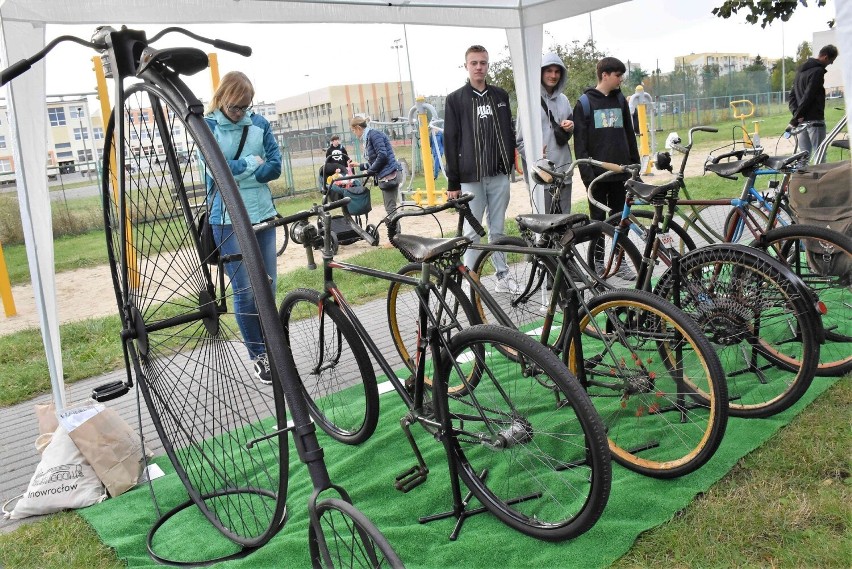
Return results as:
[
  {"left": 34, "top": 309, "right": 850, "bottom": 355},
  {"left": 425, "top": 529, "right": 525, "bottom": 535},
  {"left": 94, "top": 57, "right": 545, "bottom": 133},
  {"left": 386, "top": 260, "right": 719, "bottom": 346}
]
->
[
  {"left": 461, "top": 175, "right": 511, "bottom": 276},
  {"left": 797, "top": 122, "right": 827, "bottom": 164},
  {"left": 213, "top": 224, "right": 277, "bottom": 360}
]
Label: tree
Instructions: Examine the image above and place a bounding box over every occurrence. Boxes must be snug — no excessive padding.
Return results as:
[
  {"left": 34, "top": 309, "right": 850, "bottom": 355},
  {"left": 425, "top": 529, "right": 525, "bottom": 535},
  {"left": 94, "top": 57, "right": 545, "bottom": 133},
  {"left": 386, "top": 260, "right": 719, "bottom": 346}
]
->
[
  {"left": 769, "top": 56, "right": 796, "bottom": 92},
  {"left": 700, "top": 63, "right": 721, "bottom": 94},
  {"left": 627, "top": 66, "right": 649, "bottom": 91},
  {"left": 795, "top": 41, "right": 812, "bottom": 66},
  {"left": 712, "top": 0, "right": 831, "bottom": 28},
  {"left": 486, "top": 37, "right": 606, "bottom": 104}
]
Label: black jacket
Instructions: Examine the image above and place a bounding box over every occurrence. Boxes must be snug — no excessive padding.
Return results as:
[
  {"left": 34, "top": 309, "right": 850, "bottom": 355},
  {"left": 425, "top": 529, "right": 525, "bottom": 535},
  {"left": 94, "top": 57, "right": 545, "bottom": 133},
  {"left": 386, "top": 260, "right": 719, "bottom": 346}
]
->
[
  {"left": 572, "top": 87, "right": 640, "bottom": 187},
  {"left": 444, "top": 82, "right": 515, "bottom": 191},
  {"left": 789, "top": 58, "right": 827, "bottom": 125}
]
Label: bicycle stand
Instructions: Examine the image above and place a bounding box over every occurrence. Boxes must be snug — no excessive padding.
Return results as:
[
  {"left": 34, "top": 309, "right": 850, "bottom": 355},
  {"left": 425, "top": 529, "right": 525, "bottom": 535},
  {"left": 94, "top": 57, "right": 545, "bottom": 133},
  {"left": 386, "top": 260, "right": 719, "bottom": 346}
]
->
[{"left": 418, "top": 469, "right": 542, "bottom": 541}]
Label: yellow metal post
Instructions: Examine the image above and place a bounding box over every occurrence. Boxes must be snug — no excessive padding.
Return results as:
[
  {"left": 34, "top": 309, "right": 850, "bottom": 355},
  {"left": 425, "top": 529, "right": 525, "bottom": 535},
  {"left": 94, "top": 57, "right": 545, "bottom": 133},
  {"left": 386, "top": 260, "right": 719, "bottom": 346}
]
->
[
  {"left": 209, "top": 52, "right": 220, "bottom": 92},
  {"left": 93, "top": 56, "right": 139, "bottom": 289},
  {"left": 0, "top": 241, "right": 16, "bottom": 317},
  {"left": 415, "top": 97, "right": 446, "bottom": 206}
]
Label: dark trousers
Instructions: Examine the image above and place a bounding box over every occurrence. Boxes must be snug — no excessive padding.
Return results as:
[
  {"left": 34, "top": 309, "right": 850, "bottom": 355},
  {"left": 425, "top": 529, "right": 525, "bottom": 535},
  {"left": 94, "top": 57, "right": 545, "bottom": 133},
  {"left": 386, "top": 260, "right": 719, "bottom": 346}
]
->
[{"left": 587, "top": 179, "right": 626, "bottom": 221}]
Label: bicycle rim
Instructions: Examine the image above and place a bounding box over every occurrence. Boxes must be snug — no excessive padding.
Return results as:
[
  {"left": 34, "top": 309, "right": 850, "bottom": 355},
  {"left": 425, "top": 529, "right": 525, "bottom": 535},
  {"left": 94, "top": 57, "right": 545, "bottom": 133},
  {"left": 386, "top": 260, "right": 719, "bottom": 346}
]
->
[
  {"left": 570, "top": 289, "right": 727, "bottom": 478},
  {"left": 436, "top": 324, "right": 611, "bottom": 541},
  {"left": 756, "top": 225, "right": 852, "bottom": 376},
  {"left": 655, "top": 245, "right": 819, "bottom": 418},
  {"left": 309, "top": 498, "right": 403, "bottom": 568},
  {"left": 102, "top": 83, "right": 288, "bottom": 546}
]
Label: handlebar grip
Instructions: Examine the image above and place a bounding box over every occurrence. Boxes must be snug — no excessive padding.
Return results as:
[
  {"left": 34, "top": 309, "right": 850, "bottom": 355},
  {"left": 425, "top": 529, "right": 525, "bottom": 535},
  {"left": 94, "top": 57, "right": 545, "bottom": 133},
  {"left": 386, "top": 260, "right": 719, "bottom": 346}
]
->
[
  {"left": 0, "top": 59, "right": 32, "bottom": 86},
  {"left": 694, "top": 126, "right": 718, "bottom": 133},
  {"left": 212, "top": 39, "right": 252, "bottom": 57},
  {"left": 598, "top": 161, "right": 626, "bottom": 173},
  {"left": 460, "top": 203, "right": 486, "bottom": 237}
]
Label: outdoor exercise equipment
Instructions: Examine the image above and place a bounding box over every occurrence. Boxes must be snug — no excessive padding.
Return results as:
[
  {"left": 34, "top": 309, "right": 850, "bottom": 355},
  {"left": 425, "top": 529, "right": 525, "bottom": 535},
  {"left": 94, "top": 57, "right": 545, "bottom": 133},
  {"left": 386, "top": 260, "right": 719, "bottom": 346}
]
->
[
  {"left": 730, "top": 99, "right": 761, "bottom": 149},
  {"left": 0, "top": 241, "right": 15, "bottom": 317}
]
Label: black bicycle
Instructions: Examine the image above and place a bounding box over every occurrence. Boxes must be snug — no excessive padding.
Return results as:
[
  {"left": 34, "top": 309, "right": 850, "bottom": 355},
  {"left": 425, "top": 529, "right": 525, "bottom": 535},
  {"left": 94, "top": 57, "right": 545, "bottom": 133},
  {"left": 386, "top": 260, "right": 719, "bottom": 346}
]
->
[
  {"left": 278, "top": 192, "right": 612, "bottom": 542},
  {"left": 0, "top": 26, "right": 401, "bottom": 568}
]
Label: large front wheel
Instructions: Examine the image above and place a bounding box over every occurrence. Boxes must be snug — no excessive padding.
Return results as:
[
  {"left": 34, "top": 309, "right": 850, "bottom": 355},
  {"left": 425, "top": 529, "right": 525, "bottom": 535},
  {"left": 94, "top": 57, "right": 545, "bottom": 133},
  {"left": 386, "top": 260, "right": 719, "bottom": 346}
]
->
[
  {"left": 102, "top": 83, "right": 288, "bottom": 546},
  {"left": 434, "top": 324, "right": 612, "bottom": 541}
]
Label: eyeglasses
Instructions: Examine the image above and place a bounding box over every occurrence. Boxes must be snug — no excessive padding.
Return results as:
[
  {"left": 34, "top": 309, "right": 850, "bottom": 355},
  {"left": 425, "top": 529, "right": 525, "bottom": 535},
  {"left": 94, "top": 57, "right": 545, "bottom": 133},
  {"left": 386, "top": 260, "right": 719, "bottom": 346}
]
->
[{"left": 225, "top": 103, "right": 253, "bottom": 113}]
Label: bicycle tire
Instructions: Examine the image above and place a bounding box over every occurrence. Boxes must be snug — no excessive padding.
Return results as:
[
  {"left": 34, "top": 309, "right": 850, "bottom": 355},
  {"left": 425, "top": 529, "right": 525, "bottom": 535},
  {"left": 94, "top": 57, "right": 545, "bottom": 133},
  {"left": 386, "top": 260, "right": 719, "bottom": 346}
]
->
[
  {"left": 568, "top": 289, "right": 728, "bottom": 478},
  {"left": 386, "top": 263, "right": 481, "bottom": 395},
  {"left": 279, "top": 288, "right": 379, "bottom": 445},
  {"left": 102, "top": 83, "right": 288, "bottom": 546},
  {"left": 654, "top": 244, "right": 820, "bottom": 418},
  {"left": 754, "top": 224, "right": 852, "bottom": 377},
  {"left": 470, "top": 235, "right": 561, "bottom": 340},
  {"left": 308, "top": 498, "right": 404, "bottom": 568},
  {"left": 276, "top": 218, "right": 290, "bottom": 256},
  {"left": 433, "top": 324, "right": 612, "bottom": 541},
  {"left": 584, "top": 220, "right": 645, "bottom": 284}
]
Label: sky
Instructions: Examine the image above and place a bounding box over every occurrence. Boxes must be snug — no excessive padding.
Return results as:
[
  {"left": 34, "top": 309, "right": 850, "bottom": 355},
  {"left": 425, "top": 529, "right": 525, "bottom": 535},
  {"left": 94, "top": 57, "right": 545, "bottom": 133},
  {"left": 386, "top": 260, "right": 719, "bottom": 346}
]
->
[{"left": 36, "top": 0, "right": 837, "bottom": 106}]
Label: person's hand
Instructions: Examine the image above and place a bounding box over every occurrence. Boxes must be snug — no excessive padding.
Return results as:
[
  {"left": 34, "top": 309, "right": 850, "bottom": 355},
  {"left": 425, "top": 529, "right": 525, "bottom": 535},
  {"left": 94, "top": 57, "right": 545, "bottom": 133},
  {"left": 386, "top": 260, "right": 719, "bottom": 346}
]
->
[
  {"left": 561, "top": 119, "right": 574, "bottom": 132},
  {"left": 447, "top": 189, "right": 461, "bottom": 200},
  {"left": 255, "top": 156, "right": 265, "bottom": 166}
]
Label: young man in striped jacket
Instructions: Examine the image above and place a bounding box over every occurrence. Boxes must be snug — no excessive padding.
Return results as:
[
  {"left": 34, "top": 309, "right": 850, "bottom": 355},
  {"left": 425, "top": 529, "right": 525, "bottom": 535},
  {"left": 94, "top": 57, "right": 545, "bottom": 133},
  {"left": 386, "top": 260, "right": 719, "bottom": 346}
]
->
[{"left": 444, "top": 44, "right": 517, "bottom": 293}]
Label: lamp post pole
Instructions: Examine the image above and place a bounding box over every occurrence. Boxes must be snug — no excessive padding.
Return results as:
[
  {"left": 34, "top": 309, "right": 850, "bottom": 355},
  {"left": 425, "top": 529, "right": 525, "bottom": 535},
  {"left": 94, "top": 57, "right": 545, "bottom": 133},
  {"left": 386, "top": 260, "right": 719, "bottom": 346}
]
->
[
  {"left": 305, "top": 74, "right": 316, "bottom": 180},
  {"left": 77, "top": 106, "right": 91, "bottom": 180},
  {"left": 392, "top": 39, "right": 404, "bottom": 117}
]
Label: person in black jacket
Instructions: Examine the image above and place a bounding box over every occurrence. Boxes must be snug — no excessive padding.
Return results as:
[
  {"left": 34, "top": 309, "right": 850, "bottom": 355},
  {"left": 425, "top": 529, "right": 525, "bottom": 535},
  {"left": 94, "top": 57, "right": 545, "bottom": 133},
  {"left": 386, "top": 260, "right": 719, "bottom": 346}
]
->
[
  {"left": 573, "top": 57, "right": 640, "bottom": 223},
  {"left": 788, "top": 44, "right": 838, "bottom": 164},
  {"left": 444, "top": 44, "right": 517, "bottom": 293}
]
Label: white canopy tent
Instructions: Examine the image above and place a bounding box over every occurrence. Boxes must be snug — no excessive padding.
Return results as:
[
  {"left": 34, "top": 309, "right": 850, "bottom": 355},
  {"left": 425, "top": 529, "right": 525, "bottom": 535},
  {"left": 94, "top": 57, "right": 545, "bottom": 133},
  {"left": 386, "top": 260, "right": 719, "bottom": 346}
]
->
[{"left": 2, "top": 1, "right": 849, "bottom": 412}]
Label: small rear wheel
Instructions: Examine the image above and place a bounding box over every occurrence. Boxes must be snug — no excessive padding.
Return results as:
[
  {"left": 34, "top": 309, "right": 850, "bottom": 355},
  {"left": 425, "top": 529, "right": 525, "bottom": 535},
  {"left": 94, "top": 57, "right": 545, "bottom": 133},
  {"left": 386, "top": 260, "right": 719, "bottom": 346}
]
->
[{"left": 309, "top": 498, "right": 404, "bottom": 568}]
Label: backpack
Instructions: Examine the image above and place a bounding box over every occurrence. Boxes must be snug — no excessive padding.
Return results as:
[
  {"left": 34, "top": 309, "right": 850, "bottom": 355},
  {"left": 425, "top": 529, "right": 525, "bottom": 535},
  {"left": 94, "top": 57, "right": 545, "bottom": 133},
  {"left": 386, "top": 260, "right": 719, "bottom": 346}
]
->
[{"left": 578, "top": 90, "right": 627, "bottom": 127}]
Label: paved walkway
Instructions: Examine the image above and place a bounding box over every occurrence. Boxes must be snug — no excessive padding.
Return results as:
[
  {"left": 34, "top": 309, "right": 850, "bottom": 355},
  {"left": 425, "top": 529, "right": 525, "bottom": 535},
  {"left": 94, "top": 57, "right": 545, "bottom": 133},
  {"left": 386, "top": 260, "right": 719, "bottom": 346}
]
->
[{"left": 0, "top": 283, "right": 424, "bottom": 535}]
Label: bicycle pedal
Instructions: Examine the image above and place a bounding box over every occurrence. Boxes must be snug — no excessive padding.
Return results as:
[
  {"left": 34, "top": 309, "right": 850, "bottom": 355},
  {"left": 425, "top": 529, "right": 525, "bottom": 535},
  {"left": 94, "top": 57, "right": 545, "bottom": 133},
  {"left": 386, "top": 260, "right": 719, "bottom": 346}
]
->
[
  {"left": 92, "top": 380, "right": 129, "bottom": 402},
  {"left": 394, "top": 465, "right": 429, "bottom": 493}
]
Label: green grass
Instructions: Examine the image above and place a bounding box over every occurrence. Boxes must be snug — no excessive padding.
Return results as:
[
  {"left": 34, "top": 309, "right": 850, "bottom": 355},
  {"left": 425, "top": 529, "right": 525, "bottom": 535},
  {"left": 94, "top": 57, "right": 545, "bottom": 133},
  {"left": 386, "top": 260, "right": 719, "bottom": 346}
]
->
[{"left": 1, "top": 377, "right": 847, "bottom": 568}]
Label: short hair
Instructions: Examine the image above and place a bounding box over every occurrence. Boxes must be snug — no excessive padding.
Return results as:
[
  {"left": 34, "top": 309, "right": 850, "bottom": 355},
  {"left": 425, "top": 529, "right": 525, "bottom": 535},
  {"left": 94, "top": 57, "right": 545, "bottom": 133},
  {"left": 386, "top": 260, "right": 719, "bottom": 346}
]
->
[
  {"left": 596, "top": 57, "right": 626, "bottom": 81},
  {"left": 207, "top": 71, "right": 254, "bottom": 114},
  {"left": 330, "top": 134, "right": 340, "bottom": 142},
  {"left": 465, "top": 45, "right": 488, "bottom": 59},
  {"left": 349, "top": 116, "right": 369, "bottom": 129},
  {"left": 819, "top": 44, "right": 838, "bottom": 62}
]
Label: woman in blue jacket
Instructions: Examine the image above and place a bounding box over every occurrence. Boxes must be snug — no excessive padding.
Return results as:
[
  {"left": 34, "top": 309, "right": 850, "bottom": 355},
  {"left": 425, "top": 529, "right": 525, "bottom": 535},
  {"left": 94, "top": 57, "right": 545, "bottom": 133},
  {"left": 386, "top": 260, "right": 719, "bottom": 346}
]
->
[
  {"left": 349, "top": 117, "right": 402, "bottom": 214},
  {"left": 205, "top": 71, "right": 282, "bottom": 385}
]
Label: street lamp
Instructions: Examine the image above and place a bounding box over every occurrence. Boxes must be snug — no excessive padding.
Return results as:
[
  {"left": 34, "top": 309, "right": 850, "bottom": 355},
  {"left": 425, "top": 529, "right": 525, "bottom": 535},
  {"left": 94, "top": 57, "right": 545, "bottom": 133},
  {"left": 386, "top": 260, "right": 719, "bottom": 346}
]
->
[
  {"left": 391, "top": 39, "right": 404, "bottom": 116},
  {"left": 77, "top": 106, "right": 91, "bottom": 180}
]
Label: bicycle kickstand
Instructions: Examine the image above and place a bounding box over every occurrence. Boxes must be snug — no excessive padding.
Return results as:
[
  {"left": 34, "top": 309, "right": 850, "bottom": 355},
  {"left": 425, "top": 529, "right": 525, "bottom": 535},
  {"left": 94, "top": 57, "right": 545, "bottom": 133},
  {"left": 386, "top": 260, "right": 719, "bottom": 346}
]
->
[{"left": 394, "top": 415, "right": 429, "bottom": 492}]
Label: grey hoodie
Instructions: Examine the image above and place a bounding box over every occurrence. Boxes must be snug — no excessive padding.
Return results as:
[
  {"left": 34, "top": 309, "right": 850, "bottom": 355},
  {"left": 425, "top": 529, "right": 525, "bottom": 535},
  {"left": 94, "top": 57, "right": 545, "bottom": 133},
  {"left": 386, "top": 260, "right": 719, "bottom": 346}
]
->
[{"left": 516, "top": 52, "right": 574, "bottom": 174}]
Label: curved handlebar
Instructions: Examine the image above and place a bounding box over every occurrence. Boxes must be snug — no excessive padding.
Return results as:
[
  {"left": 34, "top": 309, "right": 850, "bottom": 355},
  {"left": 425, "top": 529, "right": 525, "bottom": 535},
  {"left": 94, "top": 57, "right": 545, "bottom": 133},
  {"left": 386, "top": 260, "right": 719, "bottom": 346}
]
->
[
  {"left": 385, "top": 194, "right": 485, "bottom": 242},
  {"left": 0, "top": 25, "right": 251, "bottom": 87}
]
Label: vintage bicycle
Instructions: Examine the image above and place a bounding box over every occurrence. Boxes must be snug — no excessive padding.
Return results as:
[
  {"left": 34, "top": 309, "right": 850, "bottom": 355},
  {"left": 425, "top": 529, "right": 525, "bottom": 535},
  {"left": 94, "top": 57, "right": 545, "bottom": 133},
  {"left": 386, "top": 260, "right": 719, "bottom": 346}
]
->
[
  {"left": 383, "top": 169, "right": 729, "bottom": 480},
  {"left": 0, "top": 26, "right": 401, "bottom": 567},
  {"left": 278, "top": 190, "right": 613, "bottom": 542}
]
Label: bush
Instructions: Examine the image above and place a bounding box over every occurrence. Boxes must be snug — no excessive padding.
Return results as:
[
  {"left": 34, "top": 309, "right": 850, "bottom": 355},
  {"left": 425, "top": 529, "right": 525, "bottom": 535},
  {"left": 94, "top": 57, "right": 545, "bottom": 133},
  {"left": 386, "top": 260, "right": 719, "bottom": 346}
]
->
[{"left": 0, "top": 193, "right": 103, "bottom": 245}]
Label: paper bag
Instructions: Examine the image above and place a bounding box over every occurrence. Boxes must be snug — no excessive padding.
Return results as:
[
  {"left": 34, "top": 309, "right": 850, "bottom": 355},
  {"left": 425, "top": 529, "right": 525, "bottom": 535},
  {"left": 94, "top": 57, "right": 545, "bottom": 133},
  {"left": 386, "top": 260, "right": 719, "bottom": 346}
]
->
[
  {"left": 66, "top": 406, "right": 146, "bottom": 498},
  {"left": 9, "top": 427, "right": 105, "bottom": 519}
]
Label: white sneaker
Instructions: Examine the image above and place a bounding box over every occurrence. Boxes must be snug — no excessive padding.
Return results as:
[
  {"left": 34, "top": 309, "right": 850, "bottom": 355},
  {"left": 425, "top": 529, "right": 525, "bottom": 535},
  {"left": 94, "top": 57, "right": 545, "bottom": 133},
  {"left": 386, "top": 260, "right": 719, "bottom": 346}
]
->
[
  {"left": 253, "top": 353, "right": 272, "bottom": 385},
  {"left": 495, "top": 274, "right": 519, "bottom": 294}
]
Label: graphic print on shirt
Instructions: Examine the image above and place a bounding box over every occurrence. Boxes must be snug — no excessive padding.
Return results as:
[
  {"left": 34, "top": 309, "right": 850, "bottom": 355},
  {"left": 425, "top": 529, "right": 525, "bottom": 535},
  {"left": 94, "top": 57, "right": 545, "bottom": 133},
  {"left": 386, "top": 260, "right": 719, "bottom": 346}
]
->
[{"left": 594, "top": 108, "right": 622, "bottom": 129}]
